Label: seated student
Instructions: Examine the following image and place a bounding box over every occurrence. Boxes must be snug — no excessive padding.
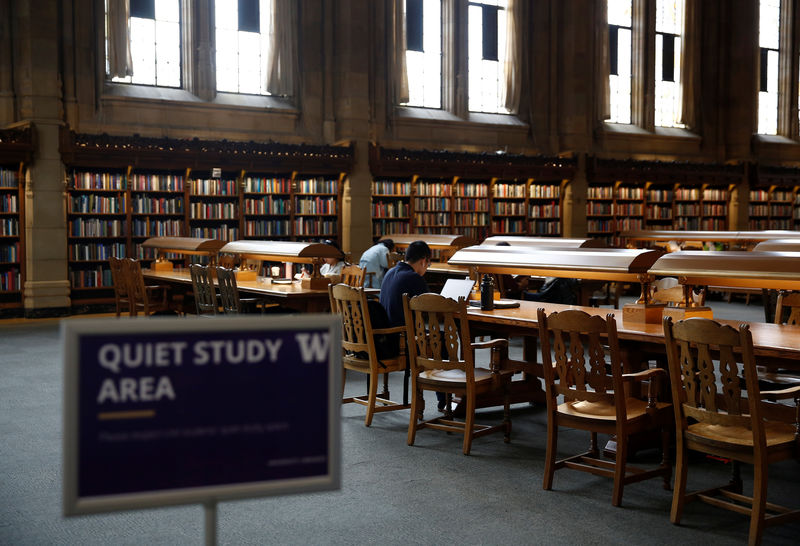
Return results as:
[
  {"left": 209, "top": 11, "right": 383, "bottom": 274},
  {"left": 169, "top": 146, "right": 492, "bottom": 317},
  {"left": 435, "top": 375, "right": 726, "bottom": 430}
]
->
[
  {"left": 523, "top": 277, "right": 578, "bottom": 304},
  {"left": 359, "top": 239, "right": 394, "bottom": 289},
  {"left": 379, "top": 241, "right": 448, "bottom": 411},
  {"left": 319, "top": 239, "right": 345, "bottom": 279},
  {"left": 379, "top": 240, "right": 431, "bottom": 327},
  {"left": 494, "top": 241, "right": 530, "bottom": 299}
]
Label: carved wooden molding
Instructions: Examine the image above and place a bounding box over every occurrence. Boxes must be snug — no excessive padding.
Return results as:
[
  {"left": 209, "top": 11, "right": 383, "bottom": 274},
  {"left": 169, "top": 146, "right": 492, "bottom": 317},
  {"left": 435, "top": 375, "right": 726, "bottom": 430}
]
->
[{"left": 59, "top": 127, "right": 354, "bottom": 174}]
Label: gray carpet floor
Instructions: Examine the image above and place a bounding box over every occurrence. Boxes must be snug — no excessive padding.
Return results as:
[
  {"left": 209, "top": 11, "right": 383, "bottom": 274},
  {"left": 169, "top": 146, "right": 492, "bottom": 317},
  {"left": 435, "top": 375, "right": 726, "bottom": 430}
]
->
[{"left": 1, "top": 296, "right": 799, "bottom": 545}]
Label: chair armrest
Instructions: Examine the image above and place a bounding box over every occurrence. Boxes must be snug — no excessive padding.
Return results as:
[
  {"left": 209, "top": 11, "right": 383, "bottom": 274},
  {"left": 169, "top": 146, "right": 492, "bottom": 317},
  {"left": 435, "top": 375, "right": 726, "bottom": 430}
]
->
[
  {"left": 372, "top": 325, "right": 406, "bottom": 335},
  {"left": 623, "top": 367, "right": 667, "bottom": 409},
  {"left": 622, "top": 368, "right": 666, "bottom": 382},
  {"left": 471, "top": 338, "right": 508, "bottom": 350},
  {"left": 761, "top": 384, "right": 800, "bottom": 401},
  {"left": 470, "top": 338, "right": 509, "bottom": 372}
]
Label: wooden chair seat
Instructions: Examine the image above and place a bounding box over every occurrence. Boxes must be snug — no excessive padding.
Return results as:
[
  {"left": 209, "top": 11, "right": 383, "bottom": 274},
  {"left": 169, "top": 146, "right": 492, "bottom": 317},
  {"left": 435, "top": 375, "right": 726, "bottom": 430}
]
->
[
  {"left": 342, "top": 353, "right": 406, "bottom": 375},
  {"left": 418, "top": 367, "right": 494, "bottom": 383},
  {"left": 686, "top": 421, "right": 797, "bottom": 449},
  {"left": 558, "top": 397, "right": 670, "bottom": 421}
]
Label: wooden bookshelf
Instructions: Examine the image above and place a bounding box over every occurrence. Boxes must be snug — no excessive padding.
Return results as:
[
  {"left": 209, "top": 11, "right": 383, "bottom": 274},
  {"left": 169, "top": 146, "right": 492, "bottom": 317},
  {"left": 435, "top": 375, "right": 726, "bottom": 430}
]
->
[
  {"left": 368, "top": 145, "right": 575, "bottom": 242},
  {"left": 586, "top": 182, "right": 615, "bottom": 244},
  {"left": 490, "top": 178, "right": 528, "bottom": 235},
  {"left": 67, "top": 170, "right": 127, "bottom": 303},
  {"left": 0, "top": 126, "right": 33, "bottom": 315},
  {"left": 589, "top": 158, "right": 745, "bottom": 246},
  {"left": 453, "top": 178, "right": 490, "bottom": 241},
  {"left": 189, "top": 174, "right": 240, "bottom": 242},
  {"left": 644, "top": 182, "right": 675, "bottom": 230},
  {"left": 372, "top": 177, "right": 412, "bottom": 238},
  {"left": 293, "top": 174, "right": 343, "bottom": 241},
  {"left": 414, "top": 177, "right": 453, "bottom": 235},
  {"left": 130, "top": 169, "right": 187, "bottom": 262},
  {"left": 243, "top": 174, "right": 292, "bottom": 239},
  {"left": 58, "top": 129, "right": 353, "bottom": 307},
  {"left": 752, "top": 166, "right": 800, "bottom": 231},
  {"left": 0, "top": 165, "right": 23, "bottom": 310},
  {"left": 528, "top": 179, "right": 563, "bottom": 236}
]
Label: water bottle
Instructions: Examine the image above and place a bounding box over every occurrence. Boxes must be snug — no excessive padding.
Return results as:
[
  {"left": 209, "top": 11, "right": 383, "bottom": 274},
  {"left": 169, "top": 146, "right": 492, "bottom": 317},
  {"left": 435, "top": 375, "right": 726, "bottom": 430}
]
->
[{"left": 480, "top": 274, "right": 495, "bottom": 310}]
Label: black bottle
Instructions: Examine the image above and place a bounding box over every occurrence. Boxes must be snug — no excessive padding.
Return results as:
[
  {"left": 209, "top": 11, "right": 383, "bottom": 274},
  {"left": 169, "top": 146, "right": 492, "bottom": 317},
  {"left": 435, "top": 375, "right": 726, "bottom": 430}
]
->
[{"left": 480, "top": 274, "right": 494, "bottom": 310}]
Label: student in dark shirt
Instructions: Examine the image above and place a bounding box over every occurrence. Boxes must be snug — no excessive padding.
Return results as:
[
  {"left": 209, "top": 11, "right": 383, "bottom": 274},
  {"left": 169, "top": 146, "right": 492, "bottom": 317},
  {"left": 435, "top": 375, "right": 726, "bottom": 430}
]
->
[
  {"left": 379, "top": 240, "right": 432, "bottom": 327},
  {"left": 380, "top": 241, "right": 453, "bottom": 411}
]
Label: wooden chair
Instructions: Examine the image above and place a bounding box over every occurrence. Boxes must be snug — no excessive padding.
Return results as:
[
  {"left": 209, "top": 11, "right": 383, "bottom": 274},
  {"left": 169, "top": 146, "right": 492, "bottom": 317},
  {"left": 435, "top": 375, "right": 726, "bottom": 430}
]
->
[
  {"left": 402, "top": 293, "right": 512, "bottom": 455},
  {"left": 109, "top": 256, "right": 131, "bottom": 316},
  {"left": 328, "top": 283, "right": 410, "bottom": 426},
  {"left": 774, "top": 290, "right": 800, "bottom": 325},
  {"left": 537, "top": 308, "right": 672, "bottom": 506},
  {"left": 216, "top": 266, "right": 266, "bottom": 314},
  {"left": 663, "top": 316, "right": 800, "bottom": 545},
  {"left": 189, "top": 264, "right": 218, "bottom": 315},
  {"left": 339, "top": 264, "right": 366, "bottom": 288},
  {"left": 124, "top": 258, "right": 171, "bottom": 317}
]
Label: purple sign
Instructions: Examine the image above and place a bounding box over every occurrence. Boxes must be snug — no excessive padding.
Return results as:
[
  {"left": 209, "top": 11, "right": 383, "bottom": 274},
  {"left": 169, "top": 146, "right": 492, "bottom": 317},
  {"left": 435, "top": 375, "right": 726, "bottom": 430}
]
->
[{"left": 63, "top": 315, "right": 341, "bottom": 515}]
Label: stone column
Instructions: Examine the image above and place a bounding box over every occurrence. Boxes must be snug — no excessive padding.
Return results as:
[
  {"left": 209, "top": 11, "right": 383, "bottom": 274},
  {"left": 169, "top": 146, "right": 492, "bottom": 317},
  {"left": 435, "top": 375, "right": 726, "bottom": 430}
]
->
[{"left": 16, "top": 1, "right": 70, "bottom": 315}]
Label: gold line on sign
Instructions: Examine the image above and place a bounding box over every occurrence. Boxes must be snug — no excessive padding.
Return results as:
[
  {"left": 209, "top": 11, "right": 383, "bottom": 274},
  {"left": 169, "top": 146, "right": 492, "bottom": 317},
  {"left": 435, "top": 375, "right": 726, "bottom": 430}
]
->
[{"left": 97, "top": 409, "right": 156, "bottom": 420}]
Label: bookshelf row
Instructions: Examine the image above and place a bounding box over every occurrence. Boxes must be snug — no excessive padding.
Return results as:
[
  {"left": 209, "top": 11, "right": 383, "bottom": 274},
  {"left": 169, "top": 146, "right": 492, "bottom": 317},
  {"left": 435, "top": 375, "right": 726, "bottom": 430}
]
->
[
  {"left": 748, "top": 186, "right": 800, "bottom": 230},
  {"left": 66, "top": 170, "right": 344, "bottom": 296},
  {"left": 586, "top": 181, "right": 736, "bottom": 246},
  {"left": 371, "top": 177, "right": 565, "bottom": 241},
  {"left": 0, "top": 165, "right": 23, "bottom": 310}
]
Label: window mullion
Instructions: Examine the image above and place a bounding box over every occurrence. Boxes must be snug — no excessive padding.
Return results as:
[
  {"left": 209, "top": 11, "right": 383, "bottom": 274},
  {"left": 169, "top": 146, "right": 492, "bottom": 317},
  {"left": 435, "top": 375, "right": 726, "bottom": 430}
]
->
[
  {"left": 777, "top": 0, "right": 795, "bottom": 136},
  {"left": 631, "top": 0, "right": 654, "bottom": 129},
  {"left": 445, "top": 0, "right": 465, "bottom": 116},
  {"left": 190, "top": 0, "right": 216, "bottom": 101}
]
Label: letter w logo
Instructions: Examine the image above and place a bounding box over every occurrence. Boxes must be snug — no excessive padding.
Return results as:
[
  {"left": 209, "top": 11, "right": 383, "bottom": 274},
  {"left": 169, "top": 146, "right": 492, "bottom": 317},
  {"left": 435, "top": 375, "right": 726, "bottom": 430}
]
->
[{"left": 295, "top": 333, "right": 330, "bottom": 363}]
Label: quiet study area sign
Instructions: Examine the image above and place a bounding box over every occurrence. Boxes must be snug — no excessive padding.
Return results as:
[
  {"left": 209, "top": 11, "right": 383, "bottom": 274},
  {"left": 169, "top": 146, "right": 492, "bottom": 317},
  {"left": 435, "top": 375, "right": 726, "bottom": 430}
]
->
[{"left": 62, "top": 315, "right": 341, "bottom": 516}]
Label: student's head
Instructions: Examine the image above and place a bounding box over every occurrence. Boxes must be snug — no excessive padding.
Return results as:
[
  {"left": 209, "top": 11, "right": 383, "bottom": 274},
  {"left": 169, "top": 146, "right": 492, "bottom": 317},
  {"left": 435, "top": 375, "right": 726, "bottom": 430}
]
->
[
  {"left": 405, "top": 241, "right": 432, "bottom": 275},
  {"left": 496, "top": 241, "right": 510, "bottom": 246},
  {"left": 381, "top": 239, "right": 395, "bottom": 251},
  {"left": 322, "top": 239, "right": 341, "bottom": 265}
]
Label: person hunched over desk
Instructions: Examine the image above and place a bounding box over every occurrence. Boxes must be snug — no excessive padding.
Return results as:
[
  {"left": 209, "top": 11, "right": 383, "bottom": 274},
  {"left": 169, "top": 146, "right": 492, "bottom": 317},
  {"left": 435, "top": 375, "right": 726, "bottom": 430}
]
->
[
  {"left": 379, "top": 241, "right": 448, "bottom": 411},
  {"left": 359, "top": 238, "right": 395, "bottom": 289}
]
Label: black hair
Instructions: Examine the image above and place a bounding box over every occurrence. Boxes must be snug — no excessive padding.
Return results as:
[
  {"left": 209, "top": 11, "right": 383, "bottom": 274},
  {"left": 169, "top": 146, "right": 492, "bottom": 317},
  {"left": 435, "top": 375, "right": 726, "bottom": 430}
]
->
[
  {"left": 381, "top": 239, "right": 395, "bottom": 251},
  {"left": 322, "top": 239, "right": 340, "bottom": 251},
  {"left": 496, "top": 241, "right": 510, "bottom": 246},
  {"left": 405, "top": 240, "right": 432, "bottom": 264}
]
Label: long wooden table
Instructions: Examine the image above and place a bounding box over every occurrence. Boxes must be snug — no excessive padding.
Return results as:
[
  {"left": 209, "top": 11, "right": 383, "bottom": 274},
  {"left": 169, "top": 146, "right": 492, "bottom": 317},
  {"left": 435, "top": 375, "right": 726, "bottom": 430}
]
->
[
  {"left": 466, "top": 300, "right": 800, "bottom": 407},
  {"left": 144, "top": 269, "right": 337, "bottom": 313},
  {"left": 468, "top": 299, "right": 800, "bottom": 364}
]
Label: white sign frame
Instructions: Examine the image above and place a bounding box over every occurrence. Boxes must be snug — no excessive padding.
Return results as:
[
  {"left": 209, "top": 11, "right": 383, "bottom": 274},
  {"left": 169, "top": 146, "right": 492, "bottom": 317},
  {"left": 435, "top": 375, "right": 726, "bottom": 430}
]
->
[{"left": 63, "top": 314, "right": 341, "bottom": 516}]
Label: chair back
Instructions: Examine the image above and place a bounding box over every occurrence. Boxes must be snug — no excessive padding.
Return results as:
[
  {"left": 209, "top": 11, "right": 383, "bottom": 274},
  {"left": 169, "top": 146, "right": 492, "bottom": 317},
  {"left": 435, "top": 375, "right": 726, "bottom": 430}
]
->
[
  {"left": 109, "top": 256, "right": 129, "bottom": 315},
  {"left": 340, "top": 264, "right": 366, "bottom": 288},
  {"left": 537, "top": 308, "right": 625, "bottom": 419},
  {"left": 402, "top": 293, "right": 474, "bottom": 381},
  {"left": 387, "top": 251, "right": 402, "bottom": 269},
  {"left": 663, "top": 317, "right": 765, "bottom": 446},
  {"left": 123, "top": 258, "right": 148, "bottom": 315},
  {"left": 216, "top": 266, "right": 242, "bottom": 314},
  {"left": 190, "top": 264, "right": 217, "bottom": 315},
  {"left": 775, "top": 291, "right": 800, "bottom": 325},
  {"left": 329, "top": 283, "right": 374, "bottom": 357}
]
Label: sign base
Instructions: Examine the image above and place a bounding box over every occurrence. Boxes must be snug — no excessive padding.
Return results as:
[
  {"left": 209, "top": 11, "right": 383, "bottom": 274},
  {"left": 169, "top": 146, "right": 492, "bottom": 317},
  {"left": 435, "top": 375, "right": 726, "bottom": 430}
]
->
[{"left": 622, "top": 302, "right": 666, "bottom": 325}]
